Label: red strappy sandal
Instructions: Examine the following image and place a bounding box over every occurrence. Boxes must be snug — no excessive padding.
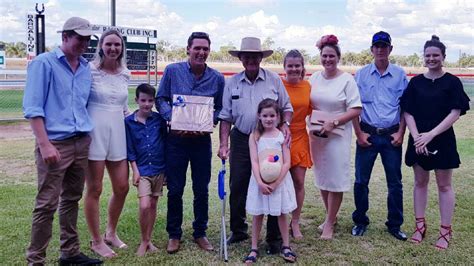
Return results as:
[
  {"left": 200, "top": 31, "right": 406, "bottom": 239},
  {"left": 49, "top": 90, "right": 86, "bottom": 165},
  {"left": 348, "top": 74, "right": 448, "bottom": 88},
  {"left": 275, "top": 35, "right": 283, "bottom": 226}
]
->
[
  {"left": 435, "top": 224, "right": 452, "bottom": 250},
  {"left": 410, "top": 217, "right": 426, "bottom": 244}
]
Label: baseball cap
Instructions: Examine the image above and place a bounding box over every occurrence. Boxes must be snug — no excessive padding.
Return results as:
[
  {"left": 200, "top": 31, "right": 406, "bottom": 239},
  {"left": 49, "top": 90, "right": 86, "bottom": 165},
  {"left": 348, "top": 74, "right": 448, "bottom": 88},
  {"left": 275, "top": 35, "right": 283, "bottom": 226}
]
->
[
  {"left": 57, "top": 17, "right": 93, "bottom": 36},
  {"left": 372, "top": 31, "right": 391, "bottom": 46}
]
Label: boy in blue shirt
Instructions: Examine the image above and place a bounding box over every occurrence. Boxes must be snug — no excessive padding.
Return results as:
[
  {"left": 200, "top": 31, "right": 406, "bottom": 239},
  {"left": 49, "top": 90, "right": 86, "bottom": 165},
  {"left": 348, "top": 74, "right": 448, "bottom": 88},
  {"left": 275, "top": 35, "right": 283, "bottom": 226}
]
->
[{"left": 125, "top": 83, "right": 167, "bottom": 256}]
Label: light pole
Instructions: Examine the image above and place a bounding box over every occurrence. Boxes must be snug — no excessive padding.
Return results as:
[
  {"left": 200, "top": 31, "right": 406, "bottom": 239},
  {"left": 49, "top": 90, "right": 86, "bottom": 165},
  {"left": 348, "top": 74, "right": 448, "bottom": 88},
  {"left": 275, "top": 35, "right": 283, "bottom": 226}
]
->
[{"left": 111, "top": 0, "right": 116, "bottom": 26}]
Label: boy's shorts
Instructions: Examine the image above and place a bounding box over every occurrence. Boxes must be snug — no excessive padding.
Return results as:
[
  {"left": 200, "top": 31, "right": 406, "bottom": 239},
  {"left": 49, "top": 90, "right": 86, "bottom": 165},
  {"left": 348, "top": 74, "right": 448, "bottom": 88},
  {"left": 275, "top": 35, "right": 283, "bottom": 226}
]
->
[{"left": 137, "top": 173, "right": 165, "bottom": 198}]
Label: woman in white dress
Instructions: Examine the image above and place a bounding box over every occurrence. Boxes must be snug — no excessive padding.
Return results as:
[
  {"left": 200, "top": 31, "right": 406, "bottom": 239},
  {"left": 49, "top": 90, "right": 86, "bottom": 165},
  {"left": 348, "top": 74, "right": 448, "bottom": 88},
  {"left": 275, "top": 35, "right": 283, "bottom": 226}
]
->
[
  {"left": 84, "top": 29, "right": 130, "bottom": 258},
  {"left": 309, "top": 35, "right": 362, "bottom": 239}
]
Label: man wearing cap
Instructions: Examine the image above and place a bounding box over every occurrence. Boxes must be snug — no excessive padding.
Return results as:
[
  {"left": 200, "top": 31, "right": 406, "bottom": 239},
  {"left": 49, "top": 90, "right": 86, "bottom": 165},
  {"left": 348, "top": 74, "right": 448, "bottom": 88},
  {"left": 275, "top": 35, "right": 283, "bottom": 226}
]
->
[
  {"left": 156, "top": 32, "right": 224, "bottom": 254},
  {"left": 218, "top": 37, "right": 293, "bottom": 253},
  {"left": 351, "top": 31, "right": 408, "bottom": 241},
  {"left": 23, "top": 17, "right": 102, "bottom": 265}
]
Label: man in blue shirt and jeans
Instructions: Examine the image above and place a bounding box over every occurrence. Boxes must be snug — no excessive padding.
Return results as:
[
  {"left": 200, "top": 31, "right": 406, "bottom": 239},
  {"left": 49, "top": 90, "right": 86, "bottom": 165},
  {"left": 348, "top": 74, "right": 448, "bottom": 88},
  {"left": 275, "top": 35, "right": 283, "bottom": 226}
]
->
[
  {"left": 156, "top": 32, "right": 225, "bottom": 254},
  {"left": 23, "top": 17, "right": 102, "bottom": 265},
  {"left": 351, "top": 31, "right": 409, "bottom": 241}
]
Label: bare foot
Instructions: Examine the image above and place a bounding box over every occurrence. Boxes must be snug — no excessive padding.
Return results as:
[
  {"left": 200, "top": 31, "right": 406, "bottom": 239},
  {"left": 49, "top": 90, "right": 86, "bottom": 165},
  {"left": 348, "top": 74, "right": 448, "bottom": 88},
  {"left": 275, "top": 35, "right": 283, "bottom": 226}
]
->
[
  {"left": 137, "top": 242, "right": 149, "bottom": 257},
  {"left": 318, "top": 221, "right": 326, "bottom": 232},
  {"left": 91, "top": 240, "right": 117, "bottom": 258},
  {"left": 148, "top": 242, "right": 158, "bottom": 253},
  {"left": 290, "top": 220, "right": 303, "bottom": 240},
  {"left": 318, "top": 217, "right": 338, "bottom": 232},
  {"left": 136, "top": 243, "right": 148, "bottom": 257},
  {"left": 320, "top": 223, "right": 334, "bottom": 240},
  {"left": 104, "top": 233, "right": 128, "bottom": 249}
]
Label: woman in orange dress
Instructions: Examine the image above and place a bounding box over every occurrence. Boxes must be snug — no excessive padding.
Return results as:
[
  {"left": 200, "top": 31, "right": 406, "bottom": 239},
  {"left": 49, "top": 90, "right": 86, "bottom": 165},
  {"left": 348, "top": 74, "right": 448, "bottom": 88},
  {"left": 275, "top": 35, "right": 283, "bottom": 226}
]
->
[{"left": 282, "top": 49, "right": 312, "bottom": 239}]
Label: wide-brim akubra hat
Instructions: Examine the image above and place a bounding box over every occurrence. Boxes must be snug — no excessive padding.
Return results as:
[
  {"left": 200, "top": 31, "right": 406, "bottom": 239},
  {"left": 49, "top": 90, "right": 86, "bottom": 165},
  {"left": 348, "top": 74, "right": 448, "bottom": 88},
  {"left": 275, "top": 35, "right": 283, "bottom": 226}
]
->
[{"left": 229, "top": 37, "right": 273, "bottom": 58}]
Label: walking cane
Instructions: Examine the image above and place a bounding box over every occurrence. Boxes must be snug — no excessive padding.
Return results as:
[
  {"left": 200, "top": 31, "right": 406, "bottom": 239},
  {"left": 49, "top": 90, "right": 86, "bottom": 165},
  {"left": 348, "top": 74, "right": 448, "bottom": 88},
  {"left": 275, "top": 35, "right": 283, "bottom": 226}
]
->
[{"left": 218, "top": 159, "right": 229, "bottom": 262}]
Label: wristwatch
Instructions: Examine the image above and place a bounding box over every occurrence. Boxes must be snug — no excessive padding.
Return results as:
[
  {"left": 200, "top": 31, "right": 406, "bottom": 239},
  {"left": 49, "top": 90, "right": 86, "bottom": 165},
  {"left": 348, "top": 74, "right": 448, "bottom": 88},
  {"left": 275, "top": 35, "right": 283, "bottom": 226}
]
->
[
  {"left": 284, "top": 120, "right": 291, "bottom": 127},
  {"left": 332, "top": 120, "right": 340, "bottom": 127}
]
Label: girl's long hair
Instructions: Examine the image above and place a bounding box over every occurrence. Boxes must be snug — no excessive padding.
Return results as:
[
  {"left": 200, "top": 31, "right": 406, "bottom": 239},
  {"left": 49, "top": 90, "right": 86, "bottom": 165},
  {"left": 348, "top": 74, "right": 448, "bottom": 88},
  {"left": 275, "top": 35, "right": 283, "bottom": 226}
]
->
[
  {"left": 253, "top": 98, "right": 281, "bottom": 141},
  {"left": 92, "top": 28, "right": 128, "bottom": 70}
]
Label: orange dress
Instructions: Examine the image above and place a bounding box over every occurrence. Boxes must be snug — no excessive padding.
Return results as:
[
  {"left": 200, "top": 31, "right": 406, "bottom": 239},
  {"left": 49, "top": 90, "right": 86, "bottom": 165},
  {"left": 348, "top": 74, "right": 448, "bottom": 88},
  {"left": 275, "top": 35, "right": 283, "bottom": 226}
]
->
[{"left": 282, "top": 78, "right": 313, "bottom": 168}]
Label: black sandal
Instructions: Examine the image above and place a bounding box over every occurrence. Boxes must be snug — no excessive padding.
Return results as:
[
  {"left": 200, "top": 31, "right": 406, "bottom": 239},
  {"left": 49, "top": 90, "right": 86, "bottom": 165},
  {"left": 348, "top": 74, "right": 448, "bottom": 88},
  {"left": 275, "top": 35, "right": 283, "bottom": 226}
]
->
[
  {"left": 281, "top": 246, "right": 297, "bottom": 263},
  {"left": 243, "top": 249, "right": 259, "bottom": 264}
]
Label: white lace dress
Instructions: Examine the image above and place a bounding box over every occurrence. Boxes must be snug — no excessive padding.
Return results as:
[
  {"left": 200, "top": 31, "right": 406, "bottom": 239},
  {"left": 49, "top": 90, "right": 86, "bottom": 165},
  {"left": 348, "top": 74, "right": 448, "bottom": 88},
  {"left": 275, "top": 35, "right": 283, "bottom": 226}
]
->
[
  {"left": 88, "top": 63, "right": 130, "bottom": 161},
  {"left": 246, "top": 132, "right": 297, "bottom": 216}
]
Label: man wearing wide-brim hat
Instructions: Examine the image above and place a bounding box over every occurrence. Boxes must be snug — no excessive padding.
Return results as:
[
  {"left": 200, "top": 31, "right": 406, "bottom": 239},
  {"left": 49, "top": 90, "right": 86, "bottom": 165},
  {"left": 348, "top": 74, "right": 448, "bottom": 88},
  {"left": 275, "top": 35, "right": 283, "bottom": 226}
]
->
[{"left": 218, "top": 37, "right": 293, "bottom": 254}]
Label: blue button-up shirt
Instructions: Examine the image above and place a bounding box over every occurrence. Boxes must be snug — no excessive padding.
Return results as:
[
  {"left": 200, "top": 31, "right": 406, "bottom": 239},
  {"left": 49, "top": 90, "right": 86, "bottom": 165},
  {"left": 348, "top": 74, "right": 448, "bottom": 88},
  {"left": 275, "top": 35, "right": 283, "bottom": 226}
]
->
[
  {"left": 125, "top": 111, "right": 166, "bottom": 177},
  {"left": 23, "top": 47, "right": 93, "bottom": 140},
  {"left": 355, "top": 63, "right": 408, "bottom": 128},
  {"left": 156, "top": 61, "right": 225, "bottom": 124}
]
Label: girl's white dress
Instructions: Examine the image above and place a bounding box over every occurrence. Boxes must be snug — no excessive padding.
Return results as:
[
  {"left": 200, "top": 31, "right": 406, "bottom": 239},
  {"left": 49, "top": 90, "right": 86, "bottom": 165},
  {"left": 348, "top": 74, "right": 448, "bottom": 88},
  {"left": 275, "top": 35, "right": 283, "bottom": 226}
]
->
[
  {"left": 246, "top": 131, "right": 297, "bottom": 216},
  {"left": 88, "top": 63, "right": 130, "bottom": 161}
]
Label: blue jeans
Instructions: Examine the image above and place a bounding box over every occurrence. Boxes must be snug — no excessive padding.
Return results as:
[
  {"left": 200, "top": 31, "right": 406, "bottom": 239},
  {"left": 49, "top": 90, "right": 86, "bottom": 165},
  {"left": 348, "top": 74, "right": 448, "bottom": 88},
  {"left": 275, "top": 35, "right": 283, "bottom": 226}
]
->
[
  {"left": 352, "top": 134, "right": 404, "bottom": 230},
  {"left": 166, "top": 134, "right": 211, "bottom": 239}
]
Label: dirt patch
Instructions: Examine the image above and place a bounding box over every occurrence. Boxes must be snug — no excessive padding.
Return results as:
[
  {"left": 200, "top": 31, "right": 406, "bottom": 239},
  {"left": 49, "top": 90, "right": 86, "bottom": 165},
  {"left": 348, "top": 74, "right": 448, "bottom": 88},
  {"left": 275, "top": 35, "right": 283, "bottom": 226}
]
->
[{"left": 0, "top": 122, "right": 34, "bottom": 140}]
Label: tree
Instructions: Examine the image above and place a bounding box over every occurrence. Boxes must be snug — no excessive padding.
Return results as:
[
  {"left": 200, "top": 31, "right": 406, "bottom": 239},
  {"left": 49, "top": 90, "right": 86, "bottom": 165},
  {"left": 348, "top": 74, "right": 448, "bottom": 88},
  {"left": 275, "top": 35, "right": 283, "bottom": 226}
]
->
[
  {"left": 3, "top": 42, "right": 27, "bottom": 58},
  {"left": 458, "top": 53, "right": 474, "bottom": 68},
  {"left": 262, "top": 37, "right": 275, "bottom": 50},
  {"left": 156, "top": 39, "right": 171, "bottom": 61},
  {"left": 407, "top": 53, "right": 421, "bottom": 67}
]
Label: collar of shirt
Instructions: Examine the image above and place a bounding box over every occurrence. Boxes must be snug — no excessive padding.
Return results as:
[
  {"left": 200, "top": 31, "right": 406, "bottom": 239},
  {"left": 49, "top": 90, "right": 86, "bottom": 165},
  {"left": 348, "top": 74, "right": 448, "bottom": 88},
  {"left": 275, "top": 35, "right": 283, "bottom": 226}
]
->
[
  {"left": 53, "top": 47, "right": 88, "bottom": 66},
  {"left": 186, "top": 61, "right": 209, "bottom": 77},
  {"left": 132, "top": 110, "right": 159, "bottom": 124},
  {"left": 238, "top": 68, "right": 266, "bottom": 84},
  {"left": 369, "top": 62, "right": 394, "bottom": 78}
]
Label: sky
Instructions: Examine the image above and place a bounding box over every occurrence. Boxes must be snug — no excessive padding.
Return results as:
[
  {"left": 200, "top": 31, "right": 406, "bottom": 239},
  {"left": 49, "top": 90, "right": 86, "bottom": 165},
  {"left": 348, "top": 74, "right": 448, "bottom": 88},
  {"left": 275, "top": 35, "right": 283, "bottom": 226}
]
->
[{"left": 1, "top": 0, "right": 473, "bottom": 62}]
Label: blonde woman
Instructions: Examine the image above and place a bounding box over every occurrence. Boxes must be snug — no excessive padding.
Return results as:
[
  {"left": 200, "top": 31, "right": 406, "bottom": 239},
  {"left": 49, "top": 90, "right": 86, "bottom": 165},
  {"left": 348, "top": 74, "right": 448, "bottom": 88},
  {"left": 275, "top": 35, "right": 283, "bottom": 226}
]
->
[{"left": 84, "top": 29, "right": 131, "bottom": 258}]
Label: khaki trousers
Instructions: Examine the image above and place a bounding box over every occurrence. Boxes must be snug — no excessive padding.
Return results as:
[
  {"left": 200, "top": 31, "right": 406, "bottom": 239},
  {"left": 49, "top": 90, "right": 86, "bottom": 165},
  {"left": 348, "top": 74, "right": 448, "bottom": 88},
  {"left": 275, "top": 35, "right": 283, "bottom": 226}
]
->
[{"left": 26, "top": 135, "right": 91, "bottom": 264}]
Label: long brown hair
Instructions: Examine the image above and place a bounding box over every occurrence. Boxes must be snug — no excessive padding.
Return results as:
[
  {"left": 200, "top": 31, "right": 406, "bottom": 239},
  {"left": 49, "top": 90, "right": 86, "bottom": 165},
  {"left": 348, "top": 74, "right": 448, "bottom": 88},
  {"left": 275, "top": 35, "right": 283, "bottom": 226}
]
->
[{"left": 253, "top": 98, "right": 281, "bottom": 141}]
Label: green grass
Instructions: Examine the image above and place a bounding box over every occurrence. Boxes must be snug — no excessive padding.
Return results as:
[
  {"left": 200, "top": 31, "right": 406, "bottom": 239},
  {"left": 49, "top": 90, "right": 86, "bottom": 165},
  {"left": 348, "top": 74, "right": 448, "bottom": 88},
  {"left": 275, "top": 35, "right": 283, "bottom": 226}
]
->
[
  {"left": 0, "top": 113, "right": 473, "bottom": 264},
  {"left": 0, "top": 89, "right": 139, "bottom": 120},
  {"left": 1, "top": 80, "right": 473, "bottom": 120}
]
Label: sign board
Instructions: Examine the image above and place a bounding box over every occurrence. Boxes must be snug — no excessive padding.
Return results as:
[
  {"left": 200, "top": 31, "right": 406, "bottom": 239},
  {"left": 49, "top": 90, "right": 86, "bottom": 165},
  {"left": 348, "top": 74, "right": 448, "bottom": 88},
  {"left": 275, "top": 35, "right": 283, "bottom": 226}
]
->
[
  {"left": 83, "top": 40, "right": 156, "bottom": 71},
  {"left": 26, "top": 14, "right": 36, "bottom": 61},
  {"left": 91, "top": 24, "right": 157, "bottom": 38},
  {"left": 149, "top": 50, "right": 156, "bottom": 71},
  {"left": 0, "top": 51, "right": 5, "bottom": 69}
]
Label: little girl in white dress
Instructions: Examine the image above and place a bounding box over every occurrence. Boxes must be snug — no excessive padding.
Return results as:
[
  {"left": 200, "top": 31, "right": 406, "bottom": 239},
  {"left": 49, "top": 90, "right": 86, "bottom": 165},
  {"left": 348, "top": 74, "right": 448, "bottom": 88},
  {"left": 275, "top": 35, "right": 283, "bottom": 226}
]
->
[{"left": 244, "top": 99, "right": 297, "bottom": 264}]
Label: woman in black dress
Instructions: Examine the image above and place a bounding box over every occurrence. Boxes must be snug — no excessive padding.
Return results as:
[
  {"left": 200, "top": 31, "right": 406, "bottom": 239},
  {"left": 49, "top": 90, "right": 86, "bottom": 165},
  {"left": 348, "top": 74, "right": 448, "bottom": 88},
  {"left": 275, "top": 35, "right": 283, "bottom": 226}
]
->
[{"left": 400, "top": 35, "right": 470, "bottom": 250}]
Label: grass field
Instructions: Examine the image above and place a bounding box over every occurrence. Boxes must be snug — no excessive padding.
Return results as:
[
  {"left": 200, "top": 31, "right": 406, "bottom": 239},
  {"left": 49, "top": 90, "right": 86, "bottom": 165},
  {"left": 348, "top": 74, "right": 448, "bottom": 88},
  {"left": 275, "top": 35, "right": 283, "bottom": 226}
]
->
[
  {"left": 1, "top": 81, "right": 473, "bottom": 120},
  {"left": 0, "top": 112, "right": 473, "bottom": 264}
]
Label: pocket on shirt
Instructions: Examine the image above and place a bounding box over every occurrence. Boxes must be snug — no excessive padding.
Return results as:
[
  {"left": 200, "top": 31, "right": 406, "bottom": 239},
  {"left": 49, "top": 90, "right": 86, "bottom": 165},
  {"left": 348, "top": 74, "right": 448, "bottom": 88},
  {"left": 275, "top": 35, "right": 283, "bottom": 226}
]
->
[
  {"left": 231, "top": 87, "right": 244, "bottom": 117},
  {"left": 262, "top": 88, "right": 278, "bottom": 101},
  {"left": 359, "top": 85, "right": 375, "bottom": 103},
  {"left": 387, "top": 86, "right": 404, "bottom": 107}
]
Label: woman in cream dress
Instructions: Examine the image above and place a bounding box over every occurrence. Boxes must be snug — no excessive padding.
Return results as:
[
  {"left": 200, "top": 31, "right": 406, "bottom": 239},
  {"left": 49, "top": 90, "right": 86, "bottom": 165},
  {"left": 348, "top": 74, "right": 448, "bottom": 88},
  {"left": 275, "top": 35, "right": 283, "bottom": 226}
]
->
[{"left": 309, "top": 35, "right": 361, "bottom": 240}]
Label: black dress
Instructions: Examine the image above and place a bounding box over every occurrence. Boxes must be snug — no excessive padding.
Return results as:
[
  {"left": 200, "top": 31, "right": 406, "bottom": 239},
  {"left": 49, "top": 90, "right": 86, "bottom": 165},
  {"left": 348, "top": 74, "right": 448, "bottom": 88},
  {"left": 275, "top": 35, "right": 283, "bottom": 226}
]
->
[{"left": 400, "top": 73, "right": 470, "bottom": 171}]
